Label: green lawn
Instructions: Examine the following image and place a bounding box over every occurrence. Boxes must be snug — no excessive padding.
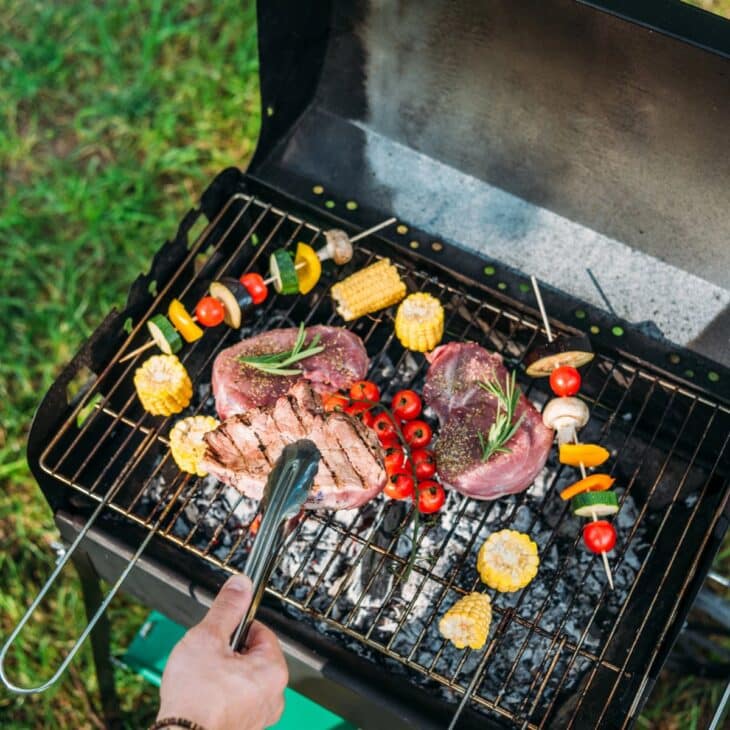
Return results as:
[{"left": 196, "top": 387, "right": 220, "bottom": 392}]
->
[{"left": 0, "top": 2, "right": 727, "bottom": 729}]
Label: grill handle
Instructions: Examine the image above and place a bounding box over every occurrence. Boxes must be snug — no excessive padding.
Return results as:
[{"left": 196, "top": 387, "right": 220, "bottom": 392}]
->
[{"left": 230, "top": 439, "right": 321, "bottom": 652}]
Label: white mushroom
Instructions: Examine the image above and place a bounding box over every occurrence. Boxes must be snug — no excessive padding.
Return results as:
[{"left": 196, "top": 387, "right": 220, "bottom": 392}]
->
[
  {"left": 322, "top": 229, "right": 354, "bottom": 265},
  {"left": 542, "top": 397, "right": 590, "bottom": 445}
]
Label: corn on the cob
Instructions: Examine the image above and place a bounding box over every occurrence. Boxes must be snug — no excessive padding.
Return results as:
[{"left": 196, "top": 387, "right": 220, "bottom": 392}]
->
[
  {"left": 330, "top": 258, "right": 406, "bottom": 321},
  {"left": 477, "top": 529, "right": 539, "bottom": 592},
  {"left": 169, "top": 415, "right": 219, "bottom": 475},
  {"left": 134, "top": 354, "right": 193, "bottom": 416},
  {"left": 394, "top": 292, "right": 444, "bottom": 352},
  {"left": 439, "top": 592, "right": 492, "bottom": 650}
]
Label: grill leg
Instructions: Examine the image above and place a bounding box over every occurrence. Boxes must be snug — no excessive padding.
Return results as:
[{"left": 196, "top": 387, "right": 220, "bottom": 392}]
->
[{"left": 72, "top": 550, "right": 122, "bottom": 730}]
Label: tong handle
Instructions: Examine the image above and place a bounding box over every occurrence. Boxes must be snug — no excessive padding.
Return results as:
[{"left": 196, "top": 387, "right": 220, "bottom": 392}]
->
[{"left": 231, "top": 440, "right": 320, "bottom": 652}]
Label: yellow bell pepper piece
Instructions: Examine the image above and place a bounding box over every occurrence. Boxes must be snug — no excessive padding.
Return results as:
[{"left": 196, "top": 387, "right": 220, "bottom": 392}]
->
[
  {"left": 168, "top": 299, "right": 203, "bottom": 343},
  {"left": 294, "top": 242, "right": 322, "bottom": 295},
  {"left": 559, "top": 443, "right": 610, "bottom": 468},
  {"left": 559, "top": 473, "right": 615, "bottom": 501}
]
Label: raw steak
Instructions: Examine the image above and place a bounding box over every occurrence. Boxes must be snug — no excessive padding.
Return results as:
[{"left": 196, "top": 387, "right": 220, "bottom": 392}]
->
[
  {"left": 212, "top": 326, "right": 368, "bottom": 419},
  {"left": 423, "top": 342, "right": 553, "bottom": 500},
  {"left": 201, "top": 382, "right": 386, "bottom": 510}
]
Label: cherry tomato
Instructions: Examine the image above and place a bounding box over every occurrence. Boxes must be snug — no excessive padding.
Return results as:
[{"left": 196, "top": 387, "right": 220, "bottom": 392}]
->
[
  {"left": 391, "top": 390, "right": 422, "bottom": 421},
  {"left": 239, "top": 272, "right": 268, "bottom": 305},
  {"left": 384, "top": 470, "right": 415, "bottom": 500},
  {"left": 583, "top": 520, "right": 617, "bottom": 554},
  {"left": 411, "top": 448, "right": 437, "bottom": 480},
  {"left": 378, "top": 432, "right": 400, "bottom": 450},
  {"left": 323, "top": 393, "right": 349, "bottom": 412},
  {"left": 372, "top": 412, "right": 397, "bottom": 443},
  {"left": 549, "top": 366, "right": 581, "bottom": 397},
  {"left": 345, "top": 400, "right": 370, "bottom": 417},
  {"left": 195, "top": 296, "right": 225, "bottom": 327},
  {"left": 384, "top": 448, "right": 411, "bottom": 475},
  {"left": 350, "top": 380, "right": 380, "bottom": 403},
  {"left": 361, "top": 408, "right": 376, "bottom": 429},
  {"left": 417, "top": 480, "right": 445, "bottom": 514},
  {"left": 402, "top": 419, "right": 432, "bottom": 449}
]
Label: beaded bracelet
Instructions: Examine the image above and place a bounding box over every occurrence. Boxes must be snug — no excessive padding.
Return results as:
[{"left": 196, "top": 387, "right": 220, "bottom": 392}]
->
[{"left": 148, "top": 718, "right": 207, "bottom": 730}]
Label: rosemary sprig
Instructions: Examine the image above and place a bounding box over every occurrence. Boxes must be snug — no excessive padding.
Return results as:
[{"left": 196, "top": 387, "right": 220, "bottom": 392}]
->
[
  {"left": 477, "top": 371, "right": 524, "bottom": 462},
  {"left": 237, "top": 324, "right": 324, "bottom": 376}
]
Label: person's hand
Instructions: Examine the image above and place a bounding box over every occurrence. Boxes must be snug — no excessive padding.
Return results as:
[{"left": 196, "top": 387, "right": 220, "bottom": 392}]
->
[{"left": 157, "top": 574, "right": 288, "bottom": 730}]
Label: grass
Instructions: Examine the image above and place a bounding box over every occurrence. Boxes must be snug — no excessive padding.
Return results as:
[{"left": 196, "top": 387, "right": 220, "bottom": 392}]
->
[{"left": 0, "top": 2, "right": 728, "bottom": 729}]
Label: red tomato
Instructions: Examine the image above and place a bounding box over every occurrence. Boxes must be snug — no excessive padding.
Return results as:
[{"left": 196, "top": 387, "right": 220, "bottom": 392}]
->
[
  {"left": 372, "top": 412, "right": 397, "bottom": 443},
  {"left": 349, "top": 380, "right": 380, "bottom": 403},
  {"left": 583, "top": 520, "right": 617, "bottom": 554},
  {"left": 391, "top": 390, "right": 422, "bottom": 420},
  {"left": 345, "top": 400, "right": 370, "bottom": 417},
  {"left": 361, "top": 408, "right": 376, "bottom": 429},
  {"left": 195, "top": 296, "right": 225, "bottom": 327},
  {"left": 384, "top": 448, "right": 411, "bottom": 475},
  {"left": 239, "top": 272, "right": 268, "bottom": 305},
  {"left": 417, "top": 480, "right": 445, "bottom": 514},
  {"left": 323, "top": 393, "right": 349, "bottom": 412},
  {"left": 549, "top": 366, "right": 581, "bottom": 397},
  {"left": 402, "top": 419, "right": 432, "bottom": 449},
  {"left": 378, "top": 432, "right": 400, "bottom": 450},
  {"left": 384, "top": 471, "right": 415, "bottom": 500},
  {"left": 411, "top": 449, "right": 436, "bottom": 480}
]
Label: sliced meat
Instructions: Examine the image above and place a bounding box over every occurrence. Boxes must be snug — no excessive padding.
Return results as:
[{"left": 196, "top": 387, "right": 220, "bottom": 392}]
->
[
  {"left": 424, "top": 342, "right": 553, "bottom": 500},
  {"left": 212, "top": 326, "right": 369, "bottom": 419},
  {"left": 200, "top": 382, "right": 386, "bottom": 510}
]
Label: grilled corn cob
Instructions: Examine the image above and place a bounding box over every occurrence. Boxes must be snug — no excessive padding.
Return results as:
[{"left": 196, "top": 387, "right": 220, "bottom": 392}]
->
[
  {"left": 477, "top": 529, "right": 539, "bottom": 592},
  {"left": 439, "top": 593, "right": 492, "bottom": 650},
  {"left": 395, "top": 292, "right": 444, "bottom": 352},
  {"left": 169, "top": 415, "right": 219, "bottom": 475},
  {"left": 330, "top": 258, "right": 406, "bottom": 321},
  {"left": 134, "top": 354, "right": 193, "bottom": 416}
]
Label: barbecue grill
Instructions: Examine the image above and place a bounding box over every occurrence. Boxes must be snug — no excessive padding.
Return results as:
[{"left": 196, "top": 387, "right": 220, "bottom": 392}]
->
[{"left": 4, "top": 1, "right": 730, "bottom": 728}]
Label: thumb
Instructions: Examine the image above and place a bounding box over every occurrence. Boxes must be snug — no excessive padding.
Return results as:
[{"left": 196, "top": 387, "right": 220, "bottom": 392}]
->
[{"left": 199, "top": 574, "right": 252, "bottom": 638}]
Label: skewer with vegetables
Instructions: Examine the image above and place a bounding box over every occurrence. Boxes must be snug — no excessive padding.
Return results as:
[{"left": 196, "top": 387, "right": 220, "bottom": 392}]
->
[
  {"left": 120, "top": 218, "right": 397, "bottom": 363},
  {"left": 529, "top": 276, "right": 617, "bottom": 589}
]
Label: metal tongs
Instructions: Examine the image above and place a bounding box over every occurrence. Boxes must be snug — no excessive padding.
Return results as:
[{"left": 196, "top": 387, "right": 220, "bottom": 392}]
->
[{"left": 230, "top": 439, "right": 320, "bottom": 652}]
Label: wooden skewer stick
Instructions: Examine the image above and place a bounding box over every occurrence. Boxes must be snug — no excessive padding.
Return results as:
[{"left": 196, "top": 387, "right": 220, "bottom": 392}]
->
[
  {"left": 532, "top": 274, "right": 614, "bottom": 589},
  {"left": 530, "top": 275, "right": 554, "bottom": 343},
  {"left": 119, "top": 340, "right": 155, "bottom": 363},
  {"left": 349, "top": 216, "right": 397, "bottom": 243}
]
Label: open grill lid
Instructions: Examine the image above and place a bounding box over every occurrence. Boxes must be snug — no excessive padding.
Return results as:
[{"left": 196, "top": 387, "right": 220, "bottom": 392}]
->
[{"left": 250, "top": 0, "right": 729, "bottom": 264}]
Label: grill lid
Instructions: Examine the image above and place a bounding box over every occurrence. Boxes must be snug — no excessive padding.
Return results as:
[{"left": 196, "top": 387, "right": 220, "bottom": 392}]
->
[{"left": 250, "top": 0, "right": 730, "bottom": 360}]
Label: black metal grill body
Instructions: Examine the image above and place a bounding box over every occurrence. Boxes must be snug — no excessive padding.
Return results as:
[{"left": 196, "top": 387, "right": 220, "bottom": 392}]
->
[
  {"left": 25, "top": 1, "right": 730, "bottom": 728},
  {"left": 27, "top": 171, "right": 730, "bottom": 729}
]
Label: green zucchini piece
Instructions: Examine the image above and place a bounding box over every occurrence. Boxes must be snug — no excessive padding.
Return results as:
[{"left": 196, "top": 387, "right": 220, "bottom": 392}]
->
[
  {"left": 524, "top": 334, "right": 594, "bottom": 377},
  {"left": 209, "top": 278, "right": 253, "bottom": 329},
  {"left": 147, "top": 314, "right": 183, "bottom": 355},
  {"left": 269, "top": 249, "right": 299, "bottom": 295},
  {"left": 571, "top": 491, "right": 619, "bottom": 518}
]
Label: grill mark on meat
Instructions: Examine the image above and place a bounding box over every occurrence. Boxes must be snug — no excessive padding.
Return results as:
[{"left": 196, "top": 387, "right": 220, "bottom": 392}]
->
[
  {"left": 288, "top": 392, "right": 343, "bottom": 491},
  {"left": 330, "top": 419, "right": 377, "bottom": 487}
]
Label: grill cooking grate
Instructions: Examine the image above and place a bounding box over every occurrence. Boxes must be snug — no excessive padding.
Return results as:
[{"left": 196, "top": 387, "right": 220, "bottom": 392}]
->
[{"left": 38, "top": 192, "right": 730, "bottom": 728}]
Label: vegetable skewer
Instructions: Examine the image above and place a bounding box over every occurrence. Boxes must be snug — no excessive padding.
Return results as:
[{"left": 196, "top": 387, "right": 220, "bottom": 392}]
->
[
  {"left": 262, "top": 217, "right": 397, "bottom": 287},
  {"left": 120, "top": 218, "right": 397, "bottom": 362},
  {"left": 530, "top": 276, "right": 614, "bottom": 589}
]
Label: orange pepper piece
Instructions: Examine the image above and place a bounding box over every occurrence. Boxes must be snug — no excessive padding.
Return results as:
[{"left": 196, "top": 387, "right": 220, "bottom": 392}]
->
[
  {"left": 560, "top": 473, "right": 615, "bottom": 501},
  {"left": 559, "top": 443, "right": 610, "bottom": 468}
]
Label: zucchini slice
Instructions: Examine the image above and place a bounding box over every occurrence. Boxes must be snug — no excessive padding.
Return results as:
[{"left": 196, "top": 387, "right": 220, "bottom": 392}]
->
[
  {"left": 571, "top": 491, "right": 619, "bottom": 518},
  {"left": 147, "top": 314, "right": 183, "bottom": 355},
  {"left": 524, "top": 334, "right": 594, "bottom": 377},
  {"left": 209, "top": 278, "right": 253, "bottom": 329},
  {"left": 269, "top": 249, "right": 299, "bottom": 294}
]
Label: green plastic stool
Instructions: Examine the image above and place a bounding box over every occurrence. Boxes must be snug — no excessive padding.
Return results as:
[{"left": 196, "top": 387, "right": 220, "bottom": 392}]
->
[{"left": 123, "top": 612, "right": 353, "bottom": 730}]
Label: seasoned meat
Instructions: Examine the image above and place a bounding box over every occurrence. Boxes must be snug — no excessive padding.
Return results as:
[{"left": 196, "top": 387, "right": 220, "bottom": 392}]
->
[
  {"left": 201, "top": 382, "right": 386, "bottom": 510},
  {"left": 212, "top": 326, "right": 369, "bottom": 419},
  {"left": 423, "top": 342, "right": 553, "bottom": 500}
]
